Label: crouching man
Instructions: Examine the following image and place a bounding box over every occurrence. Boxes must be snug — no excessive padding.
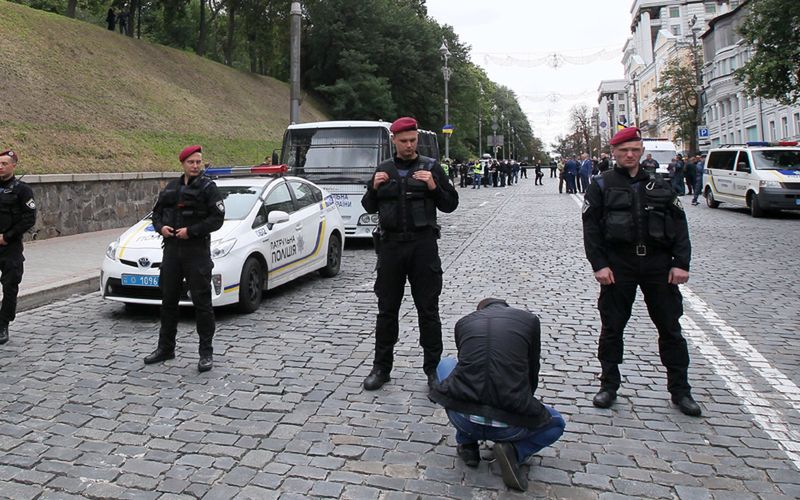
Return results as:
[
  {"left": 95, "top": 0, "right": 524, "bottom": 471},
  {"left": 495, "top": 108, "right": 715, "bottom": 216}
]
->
[{"left": 428, "top": 298, "right": 565, "bottom": 491}]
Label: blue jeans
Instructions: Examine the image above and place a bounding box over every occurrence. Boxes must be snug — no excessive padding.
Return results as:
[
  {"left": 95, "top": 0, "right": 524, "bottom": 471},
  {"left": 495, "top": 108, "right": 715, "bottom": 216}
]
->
[
  {"left": 436, "top": 357, "right": 566, "bottom": 463},
  {"left": 473, "top": 173, "right": 481, "bottom": 188}
]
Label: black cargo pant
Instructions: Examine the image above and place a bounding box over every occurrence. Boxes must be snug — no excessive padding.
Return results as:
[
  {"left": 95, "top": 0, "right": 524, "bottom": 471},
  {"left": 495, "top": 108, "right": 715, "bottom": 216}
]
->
[
  {"left": 0, "top": 249, "right": 24, "bottom": 325},
  {"left": 158, "top": 239, "right": 215, "bottom": 357},
  {"left": 596, "top": 248, "right": 691, "bottom": 398},
  {"left": 373, "top": 235, "right": 443, "bottom": 376}
]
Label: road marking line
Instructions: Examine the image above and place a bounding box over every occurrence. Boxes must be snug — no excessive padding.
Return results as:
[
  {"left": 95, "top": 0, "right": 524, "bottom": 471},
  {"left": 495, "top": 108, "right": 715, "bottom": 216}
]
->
[
  {"left": 682, "top": 287, "right": 800, "bottom": 413},
  {"left": 479, "top": 201, "right": 488, "bottom": 207},
  {"left": 681, "top": 314, "right": 800, "bottom": 468}
]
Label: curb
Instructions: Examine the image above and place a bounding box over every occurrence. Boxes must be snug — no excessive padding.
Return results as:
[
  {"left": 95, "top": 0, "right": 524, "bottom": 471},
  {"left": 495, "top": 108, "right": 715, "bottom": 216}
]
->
[{"left": 18, "top": 273, "right": 100, "bottom": 312}]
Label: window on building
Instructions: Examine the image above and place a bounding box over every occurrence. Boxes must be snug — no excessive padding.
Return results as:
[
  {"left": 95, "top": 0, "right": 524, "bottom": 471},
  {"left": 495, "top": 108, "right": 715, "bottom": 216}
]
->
[
  {"left": 619, "top": 104, "right": 626, "bottom": 111},
  {"left": 705, "top": 3, "right": 716, "bottom": 15},
  {"left": 794, "top": 113, "right": 800, "bottom": 136},
  {"left": 720, "top": 103, "right": 726, "bottom": 118},
  {"left": 769, "top": 121, "right": 776, "bottom": 141},
  {"left": 781, "top": 116, "right": 789, "bottom": 138},
  {"left": 669, "top": 6, "right": 680, "bottom": 17},
  {"left": 746, "top": 126, "right": 758, "bottom": 142}
]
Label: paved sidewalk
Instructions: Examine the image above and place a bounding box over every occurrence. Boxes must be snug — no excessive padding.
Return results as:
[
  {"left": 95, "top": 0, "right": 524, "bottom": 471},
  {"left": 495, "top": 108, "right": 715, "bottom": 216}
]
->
[{"left": 17, "top": 227, "right": 126, "bottom": 312}]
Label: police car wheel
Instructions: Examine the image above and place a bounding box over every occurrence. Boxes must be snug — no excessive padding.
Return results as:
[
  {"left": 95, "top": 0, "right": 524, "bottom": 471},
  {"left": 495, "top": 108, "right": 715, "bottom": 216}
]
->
[
  {"left": 749, "top": 194, "right": 765, "bottom": 218},
  {"left": 319, "top": 233, "right": 341, "bottom": 278},
  {"left": 238, "top": 257, "right": 263, "bottom": 313},
  {"left": 705, "top": 188, "right": 720, "bottom": 209}
]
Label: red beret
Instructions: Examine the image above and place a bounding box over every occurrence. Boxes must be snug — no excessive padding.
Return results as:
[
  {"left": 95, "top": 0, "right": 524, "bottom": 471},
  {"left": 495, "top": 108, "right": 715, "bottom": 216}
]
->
[
  {"left": 0, "top": 150, "right": 17, "bottom": 161},
  {"left": 179, "top": 145, "right": 202, "bottom": 162},
  {"left": 610, "top": 127, "right": 642, "bottom": 146},
  {"left": 390, "top": 117, "right": 418, "bottom": 134}
]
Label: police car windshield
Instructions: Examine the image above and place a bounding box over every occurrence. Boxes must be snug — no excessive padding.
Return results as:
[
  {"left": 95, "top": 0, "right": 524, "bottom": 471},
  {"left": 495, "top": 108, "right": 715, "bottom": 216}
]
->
[
  {"left": 752, "top": 150, "right": 800, "bottom": 170},
  {"left": 283, "top": 127, "right": 386, "bottom": 184},
  {"left": 218, "top": 186, "right": 260, "bottom": 220},
  {"left": 647, "top": 151, "right": 677, "bottom": 165}
]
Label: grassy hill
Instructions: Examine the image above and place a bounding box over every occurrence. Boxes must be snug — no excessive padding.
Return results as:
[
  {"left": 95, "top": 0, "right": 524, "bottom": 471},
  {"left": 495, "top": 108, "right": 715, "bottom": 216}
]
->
[{"left": 0, "top": 1, "right": 328, "bottom": 174}]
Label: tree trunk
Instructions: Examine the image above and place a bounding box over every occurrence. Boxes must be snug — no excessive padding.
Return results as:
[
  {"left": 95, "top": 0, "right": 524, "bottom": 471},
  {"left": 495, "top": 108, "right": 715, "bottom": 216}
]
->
[
  {"left": 224, "top": 1, "right": 237, "bottom": 66},
  {"left": 127, "top": 0, "right": 137, "bottom": 37},
  {"left": 197, "top": 0, "right": 207, "bottom": 56},
  {"left": 66, "top": 0, "right": 77, "bottom": 18}
]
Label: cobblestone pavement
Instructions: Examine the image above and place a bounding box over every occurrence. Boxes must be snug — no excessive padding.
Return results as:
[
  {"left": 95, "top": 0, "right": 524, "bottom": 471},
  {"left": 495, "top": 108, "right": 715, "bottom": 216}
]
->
[{"left": 1, "top": 176, "right": 799, "bottom": 499}]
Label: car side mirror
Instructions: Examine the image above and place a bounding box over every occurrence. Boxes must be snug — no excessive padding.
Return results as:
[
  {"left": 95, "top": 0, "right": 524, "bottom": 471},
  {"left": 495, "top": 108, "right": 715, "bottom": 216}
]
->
[{"left": 266, "top": 210, "right": 290, "bottom": 230}]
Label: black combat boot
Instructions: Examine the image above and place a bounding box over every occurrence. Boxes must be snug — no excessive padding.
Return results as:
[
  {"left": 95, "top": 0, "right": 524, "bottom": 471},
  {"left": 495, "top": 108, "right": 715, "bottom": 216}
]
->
[{"left": 0, "top": 322, "right": 8, "bottom": 345}]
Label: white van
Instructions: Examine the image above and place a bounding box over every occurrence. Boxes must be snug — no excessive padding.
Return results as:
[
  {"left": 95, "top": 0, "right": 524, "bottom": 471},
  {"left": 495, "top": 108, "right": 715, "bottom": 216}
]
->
[
  {"left": 703, "top": 142, "right": 800, "bottom": 217},
  {"left": 641, "top": 138, "right": 679, "bottom": 178}
]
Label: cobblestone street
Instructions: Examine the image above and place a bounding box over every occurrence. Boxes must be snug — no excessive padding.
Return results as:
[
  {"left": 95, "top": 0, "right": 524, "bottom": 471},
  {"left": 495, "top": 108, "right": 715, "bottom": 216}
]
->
[{"left": 1, "top": 177, "right": 799, "bottom": 499}]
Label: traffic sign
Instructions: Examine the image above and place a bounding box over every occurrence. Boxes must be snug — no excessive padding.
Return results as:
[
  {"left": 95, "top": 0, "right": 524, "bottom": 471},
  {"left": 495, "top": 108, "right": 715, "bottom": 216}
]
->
[{"left": 697, "top": 126, "right": 710, "bottom": 138}]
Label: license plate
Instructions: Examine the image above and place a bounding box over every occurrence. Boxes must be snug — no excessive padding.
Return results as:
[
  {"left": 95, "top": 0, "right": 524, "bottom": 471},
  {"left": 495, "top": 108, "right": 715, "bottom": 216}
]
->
[{"left": 122, "top": 274, "right": 160, "bottom": 287}]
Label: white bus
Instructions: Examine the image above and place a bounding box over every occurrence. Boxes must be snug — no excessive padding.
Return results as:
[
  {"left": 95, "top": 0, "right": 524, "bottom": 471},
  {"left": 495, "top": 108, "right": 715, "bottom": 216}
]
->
[{"left": 277, "top": 120, "right": 440, "bottom": 239}]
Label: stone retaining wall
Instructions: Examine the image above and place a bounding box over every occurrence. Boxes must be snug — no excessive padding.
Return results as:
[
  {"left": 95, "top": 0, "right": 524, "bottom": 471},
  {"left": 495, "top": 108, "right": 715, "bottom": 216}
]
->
[{"left": 22, "top": 172, "right": 179, "bottom": 240}]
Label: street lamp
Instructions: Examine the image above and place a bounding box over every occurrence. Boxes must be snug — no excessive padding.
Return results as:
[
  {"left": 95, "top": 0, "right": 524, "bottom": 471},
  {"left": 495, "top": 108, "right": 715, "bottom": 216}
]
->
[
  {"left": 688, "top": 14, "right": 703, "bottom": 152},
  {"left": 440, "top": 41, "right": 451, "bottom": 161},
  {"left": 478, "top": 82, "right": 484, "bottom": 158},
  {"left": 491, "top": 105, "right": 498, "bottom": 159},
  {"left": 289, "top": 1, "right": 302, "bottom": 124}
]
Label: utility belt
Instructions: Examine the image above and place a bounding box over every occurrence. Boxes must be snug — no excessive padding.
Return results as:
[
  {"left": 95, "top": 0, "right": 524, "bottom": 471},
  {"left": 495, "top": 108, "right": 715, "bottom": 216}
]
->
[
  {"left": 611, "top": 242, "right": 668, "bottom": 257},
  {"left": 380, "top": 227, "right": 438, "bottom": 242}
]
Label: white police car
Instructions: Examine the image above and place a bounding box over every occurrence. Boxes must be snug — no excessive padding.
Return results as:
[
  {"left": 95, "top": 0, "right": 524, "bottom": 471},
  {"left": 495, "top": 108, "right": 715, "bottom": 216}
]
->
[
  {"left": 703, "top": 141, "right": 800, "bottom": 217},
  {"left": 101, "top": 165, "right": 345, "bottom": 312}
]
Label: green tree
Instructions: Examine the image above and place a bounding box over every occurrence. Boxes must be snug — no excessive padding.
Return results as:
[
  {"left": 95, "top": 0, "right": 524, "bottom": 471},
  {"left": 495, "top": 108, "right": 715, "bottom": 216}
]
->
[
  {"left": 655, "top": 60, "right": 701, "bottom": 154},
  {"left": 735, "top": 0, "right": 800, "bottom": 106},
  {"left": 317, "top": 50, "right": 396, "bottom": 119}
]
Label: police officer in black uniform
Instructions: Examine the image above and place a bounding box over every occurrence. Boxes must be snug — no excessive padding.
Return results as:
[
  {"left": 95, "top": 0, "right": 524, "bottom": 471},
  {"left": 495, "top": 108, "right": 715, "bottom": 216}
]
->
[
  {"left": 582, "top": 127, "right": 701, "bottom": 417},
  {"left": 361, "top": 117, "right": 459, "bottom": 391},
  {"left": 144, "top": 145, "right": 224, "bottom": 372},
  {"left": 0, "top": 149, "right": 36, "bottom": 345}
]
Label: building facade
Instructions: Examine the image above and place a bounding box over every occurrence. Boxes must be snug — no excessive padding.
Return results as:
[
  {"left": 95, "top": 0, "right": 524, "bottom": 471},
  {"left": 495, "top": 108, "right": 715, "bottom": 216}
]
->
[
  {"left": 623, "top": 0, "right": 736, "bottom": 148},
  {"left": 701, "top": 0, "right": 800, "bottom": 147},
  {"left": 597, "top": 80, "right": 629, "bottom": 147}
]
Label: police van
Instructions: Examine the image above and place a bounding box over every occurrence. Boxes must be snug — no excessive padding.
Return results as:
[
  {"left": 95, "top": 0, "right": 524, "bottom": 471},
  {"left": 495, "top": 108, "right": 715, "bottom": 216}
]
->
[
  {"left": 703, "top": 142, "right": 800, "bottom": 217},
  {"left": 641, "top": 138, "right": 679, "bottom": 178},
  {"left": 276, "top": 120, "right": 440, "bottom": 239}
]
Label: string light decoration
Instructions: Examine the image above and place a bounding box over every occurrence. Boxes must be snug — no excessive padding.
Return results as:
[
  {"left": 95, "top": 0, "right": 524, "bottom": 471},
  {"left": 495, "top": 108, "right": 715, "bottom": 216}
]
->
[{"left": 479, "top": 47, "right": 622, "bottom": 69}]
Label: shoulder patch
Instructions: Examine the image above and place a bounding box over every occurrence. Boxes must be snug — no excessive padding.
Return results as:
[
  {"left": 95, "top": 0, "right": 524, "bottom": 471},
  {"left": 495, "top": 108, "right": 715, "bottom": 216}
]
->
[
  {"left": 26, "top": 199, "right": 35, "bottom": 210},
  {"left": 216, "top": 200, "right": 225, "bottom": 213},
  {"left": 582, "top": 198, "right": 591, "bottom": 213}
]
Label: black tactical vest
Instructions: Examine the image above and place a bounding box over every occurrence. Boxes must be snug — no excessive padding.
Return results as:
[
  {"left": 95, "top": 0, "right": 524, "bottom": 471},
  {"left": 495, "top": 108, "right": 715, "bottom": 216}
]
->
[
  {"left": 157, "top": 176, "right": 213, "bottom": 230},
  {"left": 0, "top": 179, "right": 21, "bottom": 233},
  {"left": 375, "top": 156, "right": 437, "bottom": 233},
  {"left": 598, "top": 170, "right": 677, "bottom": 247}
]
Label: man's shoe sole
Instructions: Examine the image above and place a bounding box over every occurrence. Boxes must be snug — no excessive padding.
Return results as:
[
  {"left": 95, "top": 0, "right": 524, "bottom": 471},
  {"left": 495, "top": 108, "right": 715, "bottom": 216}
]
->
[{"left": 494, "top": 443, "right": 528, "bottom": 491}]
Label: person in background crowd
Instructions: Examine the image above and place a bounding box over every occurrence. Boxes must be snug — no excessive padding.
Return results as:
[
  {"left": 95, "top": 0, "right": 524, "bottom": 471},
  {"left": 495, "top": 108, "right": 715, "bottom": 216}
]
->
[
  {"left": 557, "top": 158, "right": 565, "bottom": 194},
  {"left": 598, "top": 153, "right": 610, "bottom": 173},
  {"left": 579, "top": 153, "right": 593, "bottom": 193},
  {"left": 692, "top": 153, "right": 706, "bottom": 206},
  {"left": 534, "top": 162, "right": 544, "bottom": 185},
  {"left": 684, "top": 156, "right": 697, "bottom": 196},
  {"left": 550, "top": 160, "right": 558, "bottom": 178},
  {"left": 106, "top": 8, "right": 116, "bottom": 31},
  {"left": 564, "top": 156, "right": 579, "bottom": 194},
  {"left": 0, "top": 149, "right": 36, "bottom": 346},
  {"left": 669, "top": 154, "right": 685, "bottom": 195},
  {"left": 640, "top": 153, "right": 659, "bottom": 175}
]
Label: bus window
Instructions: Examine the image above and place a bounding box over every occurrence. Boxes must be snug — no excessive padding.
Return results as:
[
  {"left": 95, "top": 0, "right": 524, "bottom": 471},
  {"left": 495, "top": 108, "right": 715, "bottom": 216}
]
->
[{"left": 282, "top": 127, "right": 385, "bottom": 184}]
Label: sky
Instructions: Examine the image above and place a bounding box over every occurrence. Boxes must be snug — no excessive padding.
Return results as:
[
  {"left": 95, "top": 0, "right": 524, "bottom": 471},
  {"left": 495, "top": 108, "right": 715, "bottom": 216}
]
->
[{"left": 425, "top": 0, "right": 634, "bottom": 150}]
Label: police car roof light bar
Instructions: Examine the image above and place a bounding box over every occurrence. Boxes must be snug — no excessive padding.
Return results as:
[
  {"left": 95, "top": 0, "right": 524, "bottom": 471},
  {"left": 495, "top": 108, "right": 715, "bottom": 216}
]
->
[{"left": 205, "top": 164, "right": 288, "bottom": 177}]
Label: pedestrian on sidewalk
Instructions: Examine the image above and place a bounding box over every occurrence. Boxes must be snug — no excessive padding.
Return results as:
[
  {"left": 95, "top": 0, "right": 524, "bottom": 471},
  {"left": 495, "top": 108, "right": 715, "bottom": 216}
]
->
[
  {"left": 360, "top": 117, "right": 459, "bottom": 391},
  {"left": 691, "top": 153, "right": 706, "bottom": 205},
  {"left": 429, "top": 298, "right": 565, "bottom": 492},
  {"left": 550, "top": 160, "right": 557, "bottom": 178},
  {"left": 0, "top": 150, "right": 36, "bottom": 345},
  {"left": 581, "top": 127, "right": 701, "bottom": 417},
  {"left": 144, "top": 145, "right": 225, "bottom": 372},
  {"left": 534, "top": 162, "right": 544, "bottom": 185}
]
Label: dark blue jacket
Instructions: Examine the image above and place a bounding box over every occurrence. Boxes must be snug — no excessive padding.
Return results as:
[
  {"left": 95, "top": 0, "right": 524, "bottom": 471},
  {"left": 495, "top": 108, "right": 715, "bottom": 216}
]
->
[{"left": 564, "top": 159, "right": 579, "bottom": 175}]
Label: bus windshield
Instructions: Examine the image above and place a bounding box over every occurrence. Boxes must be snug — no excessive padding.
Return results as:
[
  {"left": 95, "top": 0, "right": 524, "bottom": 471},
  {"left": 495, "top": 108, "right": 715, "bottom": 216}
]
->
[{"left": 282, "top": 127, "right": 388, "bottom": 184}]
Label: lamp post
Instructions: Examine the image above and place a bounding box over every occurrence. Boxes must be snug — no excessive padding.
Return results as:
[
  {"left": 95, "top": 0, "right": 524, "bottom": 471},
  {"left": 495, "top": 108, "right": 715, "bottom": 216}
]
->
[
  {"left": 688, "top": 14, "right": 703, "bottom": 153},
  {"left": 478, "top": 82, "right": 483, "bottom": 158},
  {"left": 289, "top": 1, "right": 302, "bottom": 124},
  {"left": 439, "top": 41, "right": 452, "bottom": 161},
  {"left": 491, "top": 105, "right": 498, "bottom": 159}
]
